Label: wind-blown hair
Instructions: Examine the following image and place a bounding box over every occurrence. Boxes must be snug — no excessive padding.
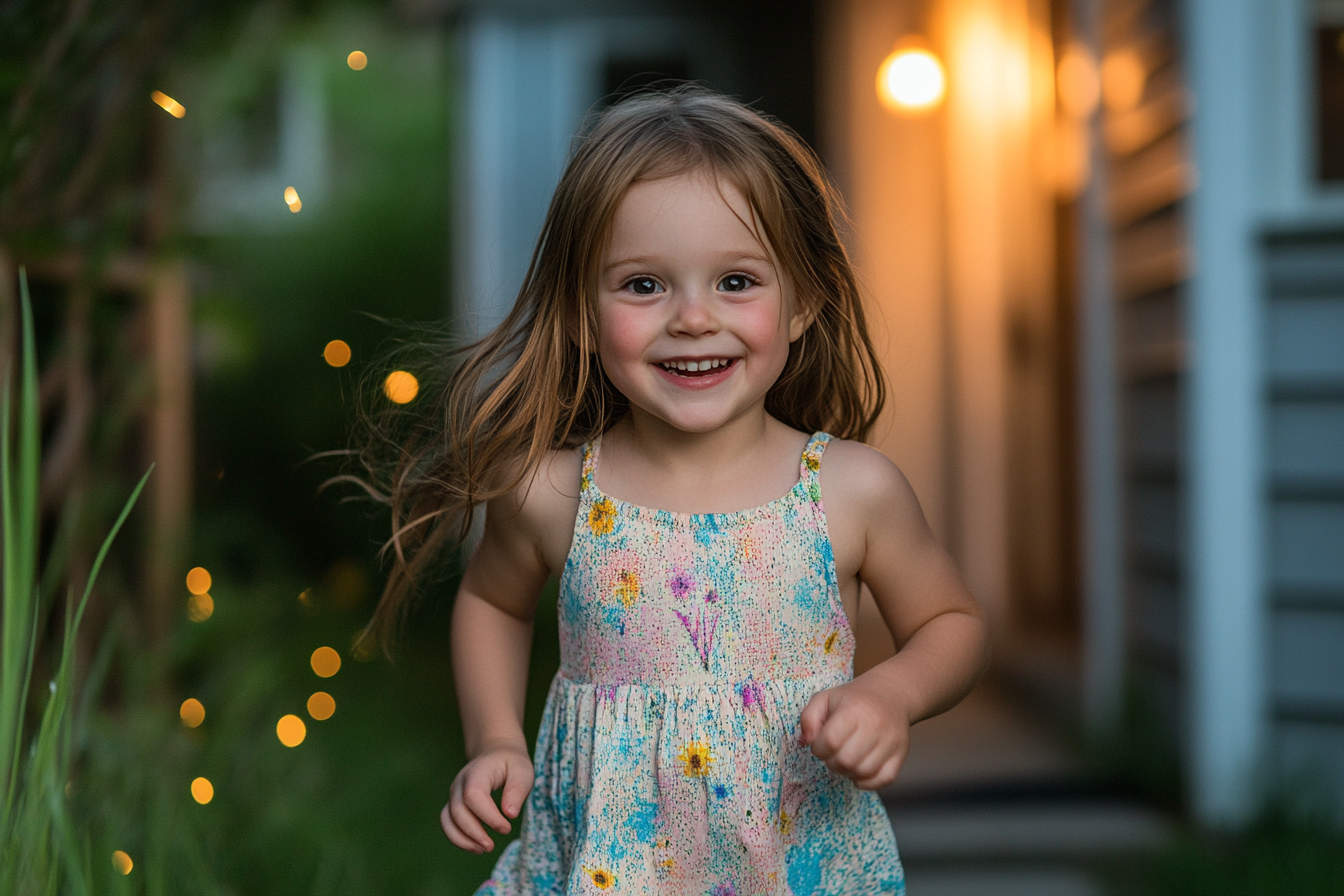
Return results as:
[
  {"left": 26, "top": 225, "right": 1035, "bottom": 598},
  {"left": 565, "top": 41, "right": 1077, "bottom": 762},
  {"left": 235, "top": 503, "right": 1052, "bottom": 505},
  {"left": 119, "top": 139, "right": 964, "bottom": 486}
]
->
[{"left": 350, "top": 85, "right": 885, "bottom": 653}]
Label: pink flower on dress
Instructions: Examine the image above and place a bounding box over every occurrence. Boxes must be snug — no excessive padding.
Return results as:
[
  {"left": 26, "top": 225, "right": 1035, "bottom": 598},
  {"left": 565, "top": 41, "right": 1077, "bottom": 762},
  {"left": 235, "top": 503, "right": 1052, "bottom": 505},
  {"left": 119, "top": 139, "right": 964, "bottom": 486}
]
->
[
  {"left": 741, "top": 681, "right": 763, "bottom": 710},
  {"left": 711, "top": 884, "right": 737, "bottom": 896},
  {"left": 670, "top": 570, "right": 694, "bottom": 599}
]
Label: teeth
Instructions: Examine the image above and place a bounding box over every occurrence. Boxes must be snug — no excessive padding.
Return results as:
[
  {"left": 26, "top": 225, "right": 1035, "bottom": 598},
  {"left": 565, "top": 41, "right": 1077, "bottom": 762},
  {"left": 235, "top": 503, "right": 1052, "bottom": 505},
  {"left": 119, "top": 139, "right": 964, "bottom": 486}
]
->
[{"left": 661, "top": 359, "right": 730, "bottom": 372}]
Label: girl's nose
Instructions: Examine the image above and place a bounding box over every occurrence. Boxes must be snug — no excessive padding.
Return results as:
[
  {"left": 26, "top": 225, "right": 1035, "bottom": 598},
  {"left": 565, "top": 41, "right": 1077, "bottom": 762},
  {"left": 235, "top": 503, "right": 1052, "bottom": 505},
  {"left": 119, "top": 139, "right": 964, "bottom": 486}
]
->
[{"left": 667, "top": 287, "right": 718, "bottom": 337}]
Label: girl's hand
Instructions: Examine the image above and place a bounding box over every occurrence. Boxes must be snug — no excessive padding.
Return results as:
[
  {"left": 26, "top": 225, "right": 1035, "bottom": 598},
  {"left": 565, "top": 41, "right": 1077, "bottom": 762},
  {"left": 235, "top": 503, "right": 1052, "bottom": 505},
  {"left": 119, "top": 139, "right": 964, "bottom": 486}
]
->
[
  {"left": 440, "top": 745, "right": 535, "bottom": 853},
  {"left": 798, "top": 677, "right": 911, "bottom": 791}
]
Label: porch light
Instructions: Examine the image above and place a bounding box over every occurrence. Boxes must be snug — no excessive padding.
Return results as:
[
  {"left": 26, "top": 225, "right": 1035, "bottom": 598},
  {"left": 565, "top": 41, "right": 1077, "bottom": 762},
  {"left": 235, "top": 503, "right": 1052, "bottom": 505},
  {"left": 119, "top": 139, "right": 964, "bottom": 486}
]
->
[{"left": 877, "top": 45, "right": 946, "bottom": 115}]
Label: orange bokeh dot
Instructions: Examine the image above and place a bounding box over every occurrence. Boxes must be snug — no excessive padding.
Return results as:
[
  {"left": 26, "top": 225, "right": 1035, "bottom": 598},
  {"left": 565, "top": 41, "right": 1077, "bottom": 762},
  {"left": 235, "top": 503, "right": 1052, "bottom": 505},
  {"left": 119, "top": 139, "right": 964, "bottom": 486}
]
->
[
  {"left": 323, "top": 340, "right": 352, "bottom": 367},
  {"left": 180, "top": 698, "right": 205, "bottom": 728},
  {"left": 186, "top": 567, "right": 212, "bottom": 595},
  {"left": 307, "top": 691, "right": 336, "bottom": 720},
  {"left": 187, "top": 592, "right": 214, "bottom": 622},
  {"left": 383, "top": 370, "right": 419, "bottom": 404},
  {"left": 347, "top": 50, "right": 367, "bottom": 70},
  {"left": 310, "top": 646, "right": 341, "bottom": 678},
  {"left": 191, "top": 776, "right": 214, "bottom": 804},
  {"left": 111, "top": 850, "right": 134, "bottom": 875},
  {"left": 276, "top": 714, "right": 307, "bottom": 747}
]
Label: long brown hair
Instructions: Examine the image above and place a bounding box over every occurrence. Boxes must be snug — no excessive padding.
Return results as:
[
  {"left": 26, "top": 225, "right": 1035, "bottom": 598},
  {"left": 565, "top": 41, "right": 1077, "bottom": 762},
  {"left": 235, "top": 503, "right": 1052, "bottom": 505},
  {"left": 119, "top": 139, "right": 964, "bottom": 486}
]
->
[{"left": 349, "top": 86, "right": 886, "bottom": 653}]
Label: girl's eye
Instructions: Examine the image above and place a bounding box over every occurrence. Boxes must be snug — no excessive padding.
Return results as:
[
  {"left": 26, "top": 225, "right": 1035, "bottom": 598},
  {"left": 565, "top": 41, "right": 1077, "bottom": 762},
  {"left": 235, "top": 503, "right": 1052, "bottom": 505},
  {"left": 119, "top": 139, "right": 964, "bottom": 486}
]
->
[
  {"left": 719, "top": 274, "right": 753, "bottom": 292},
  {"left": 627, "top": 277, "right": 660, "bottom": 295}
]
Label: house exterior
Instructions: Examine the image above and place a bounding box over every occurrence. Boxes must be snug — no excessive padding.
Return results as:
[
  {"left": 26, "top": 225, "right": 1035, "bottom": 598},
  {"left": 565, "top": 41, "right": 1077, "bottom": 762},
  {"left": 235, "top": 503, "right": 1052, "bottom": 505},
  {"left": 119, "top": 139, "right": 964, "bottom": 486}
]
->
[{"left": 425, "top": 0, "right": 1344, "bottom": 825}]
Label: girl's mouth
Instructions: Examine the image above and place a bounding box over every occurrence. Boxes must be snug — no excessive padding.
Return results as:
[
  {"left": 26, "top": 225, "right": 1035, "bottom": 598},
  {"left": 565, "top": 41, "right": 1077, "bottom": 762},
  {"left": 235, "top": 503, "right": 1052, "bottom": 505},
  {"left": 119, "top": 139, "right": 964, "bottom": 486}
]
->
[{"left": 654, "top": 357, "right": 737, "bottom": 386}]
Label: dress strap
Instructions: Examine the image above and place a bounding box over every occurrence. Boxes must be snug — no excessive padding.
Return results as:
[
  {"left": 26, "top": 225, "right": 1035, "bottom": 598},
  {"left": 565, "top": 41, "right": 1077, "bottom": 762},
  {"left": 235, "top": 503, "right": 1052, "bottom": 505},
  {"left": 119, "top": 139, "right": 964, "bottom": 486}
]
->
[
  {"left": 579, "top": 433, "right": 602, "bottom": 494},
  {"left": 799, "top": 431, "right": 832, "bottom": 489}
]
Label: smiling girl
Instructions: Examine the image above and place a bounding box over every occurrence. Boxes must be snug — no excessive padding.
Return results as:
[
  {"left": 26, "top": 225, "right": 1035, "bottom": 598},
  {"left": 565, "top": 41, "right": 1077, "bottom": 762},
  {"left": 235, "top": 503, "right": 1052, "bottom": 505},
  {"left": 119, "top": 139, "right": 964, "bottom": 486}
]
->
[{"left": 359, "top": 87, "right": 987, "bottom": 895}]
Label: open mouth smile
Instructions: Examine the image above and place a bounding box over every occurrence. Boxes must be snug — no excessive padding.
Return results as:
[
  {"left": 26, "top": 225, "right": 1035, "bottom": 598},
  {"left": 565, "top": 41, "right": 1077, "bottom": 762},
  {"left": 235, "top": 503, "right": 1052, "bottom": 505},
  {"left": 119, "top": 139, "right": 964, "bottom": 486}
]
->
[{"left": 654, "top": 357, "right": 738, "bottom": 385}]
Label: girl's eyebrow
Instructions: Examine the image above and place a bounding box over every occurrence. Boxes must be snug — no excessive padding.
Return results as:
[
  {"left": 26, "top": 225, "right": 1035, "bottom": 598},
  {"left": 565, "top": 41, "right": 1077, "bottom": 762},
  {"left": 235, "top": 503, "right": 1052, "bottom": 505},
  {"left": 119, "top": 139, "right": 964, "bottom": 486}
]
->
[{"left": 603, "top": 250, "right": 775, "bottom": 273}]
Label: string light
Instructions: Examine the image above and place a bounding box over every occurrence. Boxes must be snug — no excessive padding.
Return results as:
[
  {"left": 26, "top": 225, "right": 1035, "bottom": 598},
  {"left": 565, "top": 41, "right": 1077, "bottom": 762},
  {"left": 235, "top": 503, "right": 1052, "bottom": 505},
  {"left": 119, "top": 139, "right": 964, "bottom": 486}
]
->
[
  {"left": 111, "top": 851, "right": 134, "bottom": 875},
  {"left": 323, "top": 340, "right": 352, "bottom": 367},
  {"left": 180, "top": 698, "right": 206, "bottom": 728},
  {"left": 308, "top": 691, "right": 336, "bottom": 720},
  {"left": 877, "top": 46, "right": 946, "bottom": 114},
  {"left": 187, "top": 592, "right": 214, "bottom": 622},
  {"left": 191, "top": 777, "right": 214, "bottom": 804},
  {"left": 276, "top": 714, "right": 307, "bottom": 747},
  {"left": 186, "top": 567, "right": 212, "bottom": 595},
  {"left": 383, "top": 370, "right": 419, "bottom": 404},
  {"left": 310, "top": 646, "right": 341, "bottom": 678},
  {"left": 150, "top": 91, "right": 185, "bottom": 118},
  {"left": 284, "top": 186, "right": 302, "bottom": 213},
  {"left": 347, "top": 51, "right": 367, "bottom": 71}
]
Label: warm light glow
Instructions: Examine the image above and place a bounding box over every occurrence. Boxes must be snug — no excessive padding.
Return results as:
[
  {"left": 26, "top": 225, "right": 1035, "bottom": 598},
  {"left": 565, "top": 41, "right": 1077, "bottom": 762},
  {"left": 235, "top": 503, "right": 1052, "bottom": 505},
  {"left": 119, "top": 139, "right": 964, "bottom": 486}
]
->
[
  {"left": 180, "top": 698, "right": 206, "bottom": 728},
  {"left": 307, "top": 691, "right": 336, "bottom": 720},
  {"left": 877, "top": 47, "right": 946, "bottom": 114},
  {"left": 1054, "top": 118, "right": 1090, "bottom": 198},
  {"left": 323, "top": 340, "right": 352, "bottom": 367},
  {"left": 111, "top": 850, "right": 133, "bottom": 875},
  {"left": 298, "top": 588, "right": 314, "bottom": 607},
  {"left": 1102, "top": 48, "right": 1146, "bottom": 112},
  {"left": 277, "top": 714, "right": 307, "bottom": 747},
  {"left": 191, "top": 776, "right": 214, "bottom": 804},
  {"left": 150, "top": 90, "right": 185, "bottom": 118},
  {"left": 186, "top": 567, "right": 212, "bottom": 595},
  {"left": 284, "top": 186, "right": 302, "bottom": 213},
  {"left": 186, "top": 593, "right": 214, "bottom": 622},
  {"left": 347, "top": 50, "right": 367, "bottom": 71},
  {"left": 311, "top": 646, "right": 342, "bottom": 678},
  {"left": 1057, "top": 44, "right": 1100, "bottom": 119},
  {"left": 383, "top": 370, "right": 419, "bottom": 404}
]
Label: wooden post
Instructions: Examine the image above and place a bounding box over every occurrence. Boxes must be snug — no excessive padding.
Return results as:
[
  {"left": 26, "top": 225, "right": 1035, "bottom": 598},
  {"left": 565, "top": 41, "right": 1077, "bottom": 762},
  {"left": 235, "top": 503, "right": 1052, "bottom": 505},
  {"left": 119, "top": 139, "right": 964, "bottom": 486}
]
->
[{"left": 145, "top": 259, "right": 192, "bottom": 643}]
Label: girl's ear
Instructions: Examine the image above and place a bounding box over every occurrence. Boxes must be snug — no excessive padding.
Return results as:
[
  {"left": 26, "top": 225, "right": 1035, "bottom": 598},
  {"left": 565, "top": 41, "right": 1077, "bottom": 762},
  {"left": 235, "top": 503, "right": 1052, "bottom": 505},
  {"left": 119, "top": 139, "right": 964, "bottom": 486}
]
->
[{"left": 788, "top": 299, "right": 817, "bottom": 343}]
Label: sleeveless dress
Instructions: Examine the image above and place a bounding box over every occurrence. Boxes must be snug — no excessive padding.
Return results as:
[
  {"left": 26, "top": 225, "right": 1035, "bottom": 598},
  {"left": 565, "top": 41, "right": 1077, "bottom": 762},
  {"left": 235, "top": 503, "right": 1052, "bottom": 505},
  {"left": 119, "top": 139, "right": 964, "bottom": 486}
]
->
[{"left": 477, "top": 433, "right": 905, "bottom": 895}]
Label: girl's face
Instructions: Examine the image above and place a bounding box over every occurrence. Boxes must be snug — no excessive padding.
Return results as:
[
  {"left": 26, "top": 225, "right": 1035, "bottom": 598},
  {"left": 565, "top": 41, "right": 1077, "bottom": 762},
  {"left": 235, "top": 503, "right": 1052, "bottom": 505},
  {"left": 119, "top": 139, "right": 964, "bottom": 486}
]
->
[{"left": 596, "top": 171, "right": 808, "bottom": 436}]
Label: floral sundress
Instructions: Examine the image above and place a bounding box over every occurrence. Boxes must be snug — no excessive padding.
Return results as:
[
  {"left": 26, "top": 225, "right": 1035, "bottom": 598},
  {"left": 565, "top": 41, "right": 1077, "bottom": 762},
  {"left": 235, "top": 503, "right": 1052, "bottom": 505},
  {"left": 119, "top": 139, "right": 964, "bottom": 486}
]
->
[{"left": 477, "top": 432, "right": 905, "bottom": 895}]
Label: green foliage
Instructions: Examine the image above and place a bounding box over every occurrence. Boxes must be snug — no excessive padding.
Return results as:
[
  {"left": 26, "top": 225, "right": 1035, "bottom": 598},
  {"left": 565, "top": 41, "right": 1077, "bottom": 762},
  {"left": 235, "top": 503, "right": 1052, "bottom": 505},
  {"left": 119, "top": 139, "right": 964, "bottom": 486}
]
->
[{"left": 0, "top": 269, "right": 151, "bottom": 894}]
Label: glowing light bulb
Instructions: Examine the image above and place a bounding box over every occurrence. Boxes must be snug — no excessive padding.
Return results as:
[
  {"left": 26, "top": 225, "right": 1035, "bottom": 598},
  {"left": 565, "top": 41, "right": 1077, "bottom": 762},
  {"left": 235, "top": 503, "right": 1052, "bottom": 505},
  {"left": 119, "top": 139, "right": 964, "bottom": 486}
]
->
[
  {"left": 311, "top": 646, "right": 342, "bottom": 678},
  {"left": 150, "top": 91, "right": 185, "bottom": 118},
  {"left": 383, "top": 370, "right": 419, "bottom": 404},
  {"left": 877, "top": 47, "right": 946, "bottom": 115},
  {"left": 323, "top": 340, "right": 352, "bottom": 367}
]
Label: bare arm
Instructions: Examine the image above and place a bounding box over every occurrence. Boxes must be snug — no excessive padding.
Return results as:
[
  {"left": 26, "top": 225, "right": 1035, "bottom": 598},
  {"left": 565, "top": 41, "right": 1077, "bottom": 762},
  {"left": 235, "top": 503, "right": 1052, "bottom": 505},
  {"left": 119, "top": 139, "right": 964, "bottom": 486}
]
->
[
  {"left": 800, "top": 442, "right": 989, "bottom": 790},
  {"left": 441, "top": 456, "right": 572, "bottom": 853}
]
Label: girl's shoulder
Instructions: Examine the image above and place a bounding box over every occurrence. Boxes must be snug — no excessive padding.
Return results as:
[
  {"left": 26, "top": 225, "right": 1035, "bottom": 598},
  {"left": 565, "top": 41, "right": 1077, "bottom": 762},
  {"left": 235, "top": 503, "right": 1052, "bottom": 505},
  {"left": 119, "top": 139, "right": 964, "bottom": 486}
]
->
[
  {"left": 816, "top": 436, "right": 923, "bottom": 526},
  {"left": 490, "top": 444, "right": 584, "bottom": 575}
]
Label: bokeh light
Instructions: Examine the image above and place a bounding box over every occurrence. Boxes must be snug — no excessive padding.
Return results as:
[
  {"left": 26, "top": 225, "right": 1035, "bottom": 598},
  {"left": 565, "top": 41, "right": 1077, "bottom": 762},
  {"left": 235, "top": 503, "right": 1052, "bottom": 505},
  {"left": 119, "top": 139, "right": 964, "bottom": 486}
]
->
[
  {"left": 186, "top": 566, "right": 212, "bottom": 595},
  {"left": 1102, "top": 48, "right": 1146, "bottom": 112},
  {"left": 383, "top": 370, "right": 419, "bottom": 404},
  {"left": 311, "top": 646, "right": 342, "bottom": 678},
  {"left": 191, "top": 777, "right": 214, "bottom": 804},
  {"left": 323, "top": 339, "right": 352, "bottom": 367},
  {"left": 877, "top": 47, "right": 946, "bottom": 114},
  {"left": 277, "top": 714, "right": 307, "bottom": 747},
  {"left": 150, "top": 90, "right": 185, "bottom": 118},
  {"left": 111, "top": 850, "right": 133, "bottom": 875},
  {"left": 186, "top": 592, "right": 214, "bottom": 622},
  {"left": 308, "top": 691, "right": 336, "bottom": 720},
  {"left": 180, "top": 698, "right": 206, "bottom": 728},
  {"left": 1057, "top": 43, "right": 1100, "bottom": 119},
  {"left": 284, "top": 185, "right": 302, "bottom": 213},
  {"left": 347, "top": 50, "right": 367, "bottom": 70}
]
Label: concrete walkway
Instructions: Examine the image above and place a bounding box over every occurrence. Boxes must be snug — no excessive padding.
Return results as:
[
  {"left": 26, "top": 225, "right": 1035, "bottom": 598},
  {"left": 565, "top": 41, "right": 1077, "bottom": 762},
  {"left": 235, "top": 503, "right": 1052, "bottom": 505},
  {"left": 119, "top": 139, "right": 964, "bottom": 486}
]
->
[{"left": 883, "top": 680, "right": 1172, "bottom": 896}]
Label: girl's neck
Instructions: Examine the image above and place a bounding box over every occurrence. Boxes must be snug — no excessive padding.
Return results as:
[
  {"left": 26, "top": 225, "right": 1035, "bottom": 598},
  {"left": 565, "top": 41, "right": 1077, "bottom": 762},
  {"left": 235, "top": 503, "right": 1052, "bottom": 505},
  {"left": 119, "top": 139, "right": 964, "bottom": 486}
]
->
[{"left": 598, "top": 408, "right": 810, "bottom": 515}]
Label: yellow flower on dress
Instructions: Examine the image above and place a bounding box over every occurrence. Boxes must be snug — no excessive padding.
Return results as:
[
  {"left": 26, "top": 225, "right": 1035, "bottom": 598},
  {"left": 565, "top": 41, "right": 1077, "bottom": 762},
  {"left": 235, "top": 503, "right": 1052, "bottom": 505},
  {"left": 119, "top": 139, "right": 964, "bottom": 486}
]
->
[
  {"left": 803, "top": 448, "right": 822, "bottom": 473},
  {"left": 678, "top": 738, "right": 715, "bottom": 777},
  {"left": 823, "top": 630, "right": 838, "bottom": 654},
  {"left": 588, "top": 497, "right": 616, "bottom": 535},
  {"left": 586, "top": 866, "right": 615, "bottom": 889},
  {"left": 614, "top": 569, "right": 640, "bottom": 607},
  {"left": 778, "top": 808, "right": 793, "bottom": 835}
]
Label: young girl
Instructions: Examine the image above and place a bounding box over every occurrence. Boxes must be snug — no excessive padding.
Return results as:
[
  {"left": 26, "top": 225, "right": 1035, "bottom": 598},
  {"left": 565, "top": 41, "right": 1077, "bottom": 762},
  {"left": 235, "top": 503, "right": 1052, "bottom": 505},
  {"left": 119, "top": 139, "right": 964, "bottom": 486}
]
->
[{"left": 361, "top": 86, "right": 987, "bottom": 895}]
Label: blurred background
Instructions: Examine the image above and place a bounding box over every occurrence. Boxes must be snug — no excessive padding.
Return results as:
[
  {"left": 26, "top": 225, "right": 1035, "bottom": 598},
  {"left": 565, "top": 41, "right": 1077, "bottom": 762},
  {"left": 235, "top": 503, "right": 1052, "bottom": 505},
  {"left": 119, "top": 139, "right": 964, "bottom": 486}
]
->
[{"left": 2, "top": 0, "right": 1342, "bottom": 893}]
